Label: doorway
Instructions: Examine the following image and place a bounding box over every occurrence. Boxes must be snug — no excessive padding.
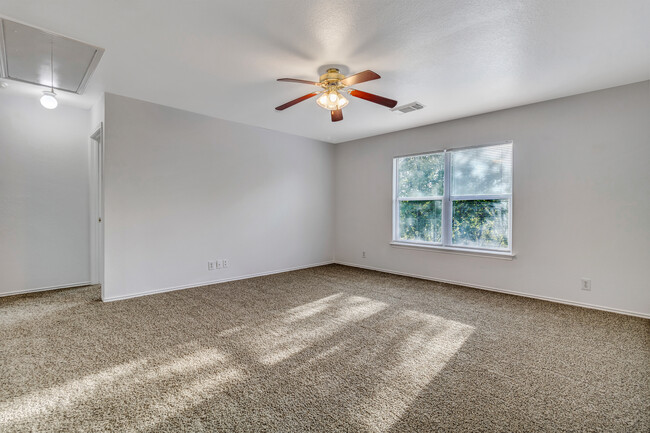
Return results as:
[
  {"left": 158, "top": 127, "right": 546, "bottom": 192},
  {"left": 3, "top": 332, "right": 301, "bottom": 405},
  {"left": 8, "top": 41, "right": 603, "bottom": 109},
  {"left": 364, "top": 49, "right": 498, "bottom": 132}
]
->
[{"left": 90, "top": 123, "right": 104, "bottom": 299}]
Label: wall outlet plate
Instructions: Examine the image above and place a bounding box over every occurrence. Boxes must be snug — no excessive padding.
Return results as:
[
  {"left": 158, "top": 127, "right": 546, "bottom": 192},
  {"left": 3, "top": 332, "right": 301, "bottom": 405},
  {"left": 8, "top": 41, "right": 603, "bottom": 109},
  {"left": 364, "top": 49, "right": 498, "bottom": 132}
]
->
[
  {"left": 208, "top": 261, "right": 215, "bottom": 271},
  {"left": 222, "top": 259, "right": 229, "bottom": 268},
  {"left": 216, "top": 260, "right": 223, "bottom": 269},
  {"left": 581, "top": 278, "right": 591, "bottom": 291}
]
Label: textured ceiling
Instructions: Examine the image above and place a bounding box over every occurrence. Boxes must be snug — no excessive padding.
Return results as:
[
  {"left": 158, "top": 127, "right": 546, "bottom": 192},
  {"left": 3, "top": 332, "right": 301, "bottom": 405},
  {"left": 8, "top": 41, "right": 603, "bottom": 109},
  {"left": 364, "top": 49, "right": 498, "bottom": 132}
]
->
[{"left": 0, "top": 0, "right": 648, "bottom": 143}]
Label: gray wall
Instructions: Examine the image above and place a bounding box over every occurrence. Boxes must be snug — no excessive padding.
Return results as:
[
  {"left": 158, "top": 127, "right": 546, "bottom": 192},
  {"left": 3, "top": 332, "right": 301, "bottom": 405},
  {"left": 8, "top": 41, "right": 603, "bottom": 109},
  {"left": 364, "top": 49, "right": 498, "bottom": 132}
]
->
[
  {"left": 0, "top": 93, "right": 91, "bottom": 296},
  {"left": 333, "top": 81, "right": 650, "bottom": 317},
  {"left": 4, "top": 82, "right": 648, "bottom": 318},
  {"left": 103, "top": 94, "right": 334, "bottom": 300}
]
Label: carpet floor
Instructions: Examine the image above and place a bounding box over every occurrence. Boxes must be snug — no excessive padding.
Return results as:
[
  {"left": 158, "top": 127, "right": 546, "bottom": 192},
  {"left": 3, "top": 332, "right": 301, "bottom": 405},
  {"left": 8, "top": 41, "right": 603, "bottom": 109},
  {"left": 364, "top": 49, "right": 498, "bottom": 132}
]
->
[{"left": 1, "top": 264, "right": 648, "bottom": 432}]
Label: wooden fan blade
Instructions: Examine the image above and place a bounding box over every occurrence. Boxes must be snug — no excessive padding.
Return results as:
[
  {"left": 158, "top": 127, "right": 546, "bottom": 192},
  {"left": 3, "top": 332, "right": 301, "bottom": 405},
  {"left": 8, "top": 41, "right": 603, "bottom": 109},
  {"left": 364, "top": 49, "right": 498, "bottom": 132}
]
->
[
  {"left": 277, "top": 78, "right": 322, "bottom": 86},
  {"left": 348, "top": 89, "right": 398, "bottom": 108},
  {"left": 275, "top": 92, "right": 320, "bottom": 111},
  {"left": 331, "top": 109, "right": 343, "bottom": 122},
  {"left": 340, "top": 70, "right": 380, "bottom": 87}
]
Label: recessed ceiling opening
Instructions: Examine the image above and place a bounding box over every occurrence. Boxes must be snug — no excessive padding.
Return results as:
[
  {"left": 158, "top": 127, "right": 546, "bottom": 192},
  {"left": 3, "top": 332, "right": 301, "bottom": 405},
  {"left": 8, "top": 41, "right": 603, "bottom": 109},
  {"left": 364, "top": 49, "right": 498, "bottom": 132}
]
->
[{"left": 0, "top": 18, "right": 104, "bottom": 94}]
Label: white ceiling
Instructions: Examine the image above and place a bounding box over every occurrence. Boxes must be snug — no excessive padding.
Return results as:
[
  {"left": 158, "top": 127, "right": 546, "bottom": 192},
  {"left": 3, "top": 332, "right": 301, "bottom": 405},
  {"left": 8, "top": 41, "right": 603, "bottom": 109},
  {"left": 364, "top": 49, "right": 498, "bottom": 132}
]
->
[{"left": 0, "top": 0, "right": 648, "bottom": 143}]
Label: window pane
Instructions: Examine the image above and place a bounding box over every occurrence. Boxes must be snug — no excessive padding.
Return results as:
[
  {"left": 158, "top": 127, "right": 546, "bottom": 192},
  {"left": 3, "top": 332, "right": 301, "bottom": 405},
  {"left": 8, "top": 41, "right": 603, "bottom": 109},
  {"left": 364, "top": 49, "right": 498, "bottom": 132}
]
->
[
  {"left": 452, "top": 200, "right": 509, "bottom": 249},
  {"left": 399, "top": 200, "right": 442, "bottom": 243},
  {"left": 451, "top": 144, "right": 512, "bottom": 196},
  {"left": 398, "top": 153, "right": 444, "bottom": 198}
]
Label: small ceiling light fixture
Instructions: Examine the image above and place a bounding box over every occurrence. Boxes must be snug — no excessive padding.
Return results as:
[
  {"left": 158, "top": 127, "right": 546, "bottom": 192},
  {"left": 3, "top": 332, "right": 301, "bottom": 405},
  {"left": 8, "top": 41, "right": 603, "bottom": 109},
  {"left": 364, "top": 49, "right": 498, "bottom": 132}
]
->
[
  {"left": 40, "top": 39, "right": 58, "bottom": 109},
  {"left": 40, "top": 91, "right": 57, "bottom": 109}
]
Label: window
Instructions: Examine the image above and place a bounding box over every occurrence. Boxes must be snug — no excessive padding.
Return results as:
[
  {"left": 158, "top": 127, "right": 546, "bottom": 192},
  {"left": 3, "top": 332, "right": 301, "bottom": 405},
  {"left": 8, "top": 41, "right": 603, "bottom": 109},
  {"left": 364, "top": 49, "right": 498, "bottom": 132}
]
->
[{"left": 393, "top": 142, "right": 512, "bottom": 253}]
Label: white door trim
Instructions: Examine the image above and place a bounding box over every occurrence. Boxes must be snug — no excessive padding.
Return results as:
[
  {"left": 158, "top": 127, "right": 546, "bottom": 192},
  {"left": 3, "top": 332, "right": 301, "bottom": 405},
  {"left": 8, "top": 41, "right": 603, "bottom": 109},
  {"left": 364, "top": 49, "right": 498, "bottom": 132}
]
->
[{"left": 89, "top": 122, "right": 104, "bottom": 299}]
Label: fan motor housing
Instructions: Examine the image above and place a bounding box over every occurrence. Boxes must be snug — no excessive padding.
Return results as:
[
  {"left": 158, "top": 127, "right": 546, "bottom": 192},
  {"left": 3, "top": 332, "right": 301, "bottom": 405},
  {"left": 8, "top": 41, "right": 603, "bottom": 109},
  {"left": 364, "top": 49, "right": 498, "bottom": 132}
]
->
[{"left": 320, "top": 68, "right": 345, "bottom": 85}]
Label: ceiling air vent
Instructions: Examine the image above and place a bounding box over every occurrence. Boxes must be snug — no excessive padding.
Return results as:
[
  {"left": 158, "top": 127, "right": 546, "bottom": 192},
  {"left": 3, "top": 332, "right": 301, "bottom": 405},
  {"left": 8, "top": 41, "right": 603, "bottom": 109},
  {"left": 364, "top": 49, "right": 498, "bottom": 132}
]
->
[
  {"left": 0, "top": 18, "right": 104, "bottom": 94},
  {"left": 391, "top": 101, "right": 425, "bottom": 114}
]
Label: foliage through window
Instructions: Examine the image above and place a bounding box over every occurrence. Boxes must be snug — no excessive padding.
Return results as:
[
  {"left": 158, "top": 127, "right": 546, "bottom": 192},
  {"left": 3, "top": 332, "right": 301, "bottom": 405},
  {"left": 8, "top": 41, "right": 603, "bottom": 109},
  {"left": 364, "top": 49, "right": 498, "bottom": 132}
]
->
[{"left": 393, "top": 143, "right": 512, "bottom": 252}]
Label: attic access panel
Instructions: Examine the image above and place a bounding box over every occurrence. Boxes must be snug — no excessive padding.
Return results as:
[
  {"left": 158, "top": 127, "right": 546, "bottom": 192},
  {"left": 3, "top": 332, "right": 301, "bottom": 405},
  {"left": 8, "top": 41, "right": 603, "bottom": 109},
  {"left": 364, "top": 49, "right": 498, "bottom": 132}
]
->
[{"left": 0, "top": 18, "right": 104, "bottom": 94}]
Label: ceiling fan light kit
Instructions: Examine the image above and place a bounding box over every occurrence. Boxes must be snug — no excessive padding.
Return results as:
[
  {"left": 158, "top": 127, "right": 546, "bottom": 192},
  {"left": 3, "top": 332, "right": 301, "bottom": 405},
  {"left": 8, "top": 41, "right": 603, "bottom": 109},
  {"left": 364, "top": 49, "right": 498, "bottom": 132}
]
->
[
  {"left": 275, "top": 68, "right": 398, "bottom": 122},
  {"left": 316, "top": 90, "right": 348, "bottom": 110}
]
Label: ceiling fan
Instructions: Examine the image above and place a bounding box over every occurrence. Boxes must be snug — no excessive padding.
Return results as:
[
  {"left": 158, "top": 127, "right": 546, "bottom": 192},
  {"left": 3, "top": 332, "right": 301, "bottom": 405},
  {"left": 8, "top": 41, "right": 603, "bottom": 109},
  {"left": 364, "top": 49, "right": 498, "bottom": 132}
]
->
[{"left": 275, "top": 68, "right": 398, "bottom": 122}]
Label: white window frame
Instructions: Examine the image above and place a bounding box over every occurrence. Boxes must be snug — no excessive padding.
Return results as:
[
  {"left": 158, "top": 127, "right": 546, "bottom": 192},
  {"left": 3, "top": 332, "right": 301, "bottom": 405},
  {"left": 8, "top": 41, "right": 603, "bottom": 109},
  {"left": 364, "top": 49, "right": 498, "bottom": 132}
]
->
[{"left": 392, "top": 141, "right": 513, "bottom": 256}]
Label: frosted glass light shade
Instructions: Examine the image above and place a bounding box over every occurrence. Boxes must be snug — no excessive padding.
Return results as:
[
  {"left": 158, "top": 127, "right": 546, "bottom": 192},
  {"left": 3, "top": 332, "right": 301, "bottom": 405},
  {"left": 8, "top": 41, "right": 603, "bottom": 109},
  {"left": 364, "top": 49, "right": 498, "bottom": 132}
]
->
[
  {"left": 316, "top": 90, "right": 348, "bottom": 110},
  {"left": 40, "top": 91, "right": 58, "bottom": 109}
]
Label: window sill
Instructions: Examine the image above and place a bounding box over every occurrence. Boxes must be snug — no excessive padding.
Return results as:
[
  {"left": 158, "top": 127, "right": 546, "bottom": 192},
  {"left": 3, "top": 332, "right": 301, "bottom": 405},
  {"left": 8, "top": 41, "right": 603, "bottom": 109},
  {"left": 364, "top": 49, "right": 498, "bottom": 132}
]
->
[{"left": 389, "top": 241, "right": 516, "bottom": 260}]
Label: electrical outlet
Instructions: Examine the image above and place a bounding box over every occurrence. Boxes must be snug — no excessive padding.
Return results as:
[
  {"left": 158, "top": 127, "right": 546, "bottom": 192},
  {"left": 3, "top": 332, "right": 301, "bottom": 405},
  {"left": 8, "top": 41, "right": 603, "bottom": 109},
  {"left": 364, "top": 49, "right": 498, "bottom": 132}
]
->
[
  {"left": 362, "top": 251, "right": 366, "bottom": 258},
  {"left": 222, "top": 259, "right": 229, "bottom": 268},
  {"left": 208, "top": 261, "right": 215, "bottom": 271},
  {"left": 216, "top": 260, "right": 223, "bottom": 269},
  {"left": 581, "top": 278, "right": 591, "bottom": 291}
]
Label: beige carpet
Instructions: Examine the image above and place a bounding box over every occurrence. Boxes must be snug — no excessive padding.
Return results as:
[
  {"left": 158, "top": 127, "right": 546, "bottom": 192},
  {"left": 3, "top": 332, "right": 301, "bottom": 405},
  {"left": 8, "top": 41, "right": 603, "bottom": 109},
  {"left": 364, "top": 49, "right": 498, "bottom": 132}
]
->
[{"left": 1, "top": 265, "right": 648, "bottom": 432}]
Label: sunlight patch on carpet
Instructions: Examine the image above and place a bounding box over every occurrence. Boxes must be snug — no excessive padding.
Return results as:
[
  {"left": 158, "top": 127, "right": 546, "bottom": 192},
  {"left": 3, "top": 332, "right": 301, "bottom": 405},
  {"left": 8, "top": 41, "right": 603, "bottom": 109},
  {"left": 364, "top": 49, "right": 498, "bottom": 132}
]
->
[
  {"left": 144, "top": 347, "right": 227, "bottom": 379},
  {"left": 0, "top": 347, "right": 239, "bottom": 430},
  {"left": 352, "top": 309, "right": 474, "bottom": 431},
  {"left": 134, "top": 368, "right": 243, "bottom": 431},
  {"left": 256, "top": 294, "right": 388, "bottom": 365},
  {"left": 0, "top": 359, "right": 147, "bottom": 426}
]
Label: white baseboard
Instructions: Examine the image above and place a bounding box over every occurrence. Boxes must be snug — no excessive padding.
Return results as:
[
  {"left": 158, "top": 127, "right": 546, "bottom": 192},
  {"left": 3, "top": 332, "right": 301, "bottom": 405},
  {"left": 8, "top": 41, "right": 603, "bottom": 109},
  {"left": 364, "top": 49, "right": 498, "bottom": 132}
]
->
[
  {"left": 9, "top": 261, "right": 646, "bottom": 320},
  {"left": 334, "top": 261, "right": 650, "bottom": 319},
  {"left": 0, "top": 281, "right": 92, "bottom": 298},
  {"left": 102, "top": 260, "right": 335, "bottom": 302}
]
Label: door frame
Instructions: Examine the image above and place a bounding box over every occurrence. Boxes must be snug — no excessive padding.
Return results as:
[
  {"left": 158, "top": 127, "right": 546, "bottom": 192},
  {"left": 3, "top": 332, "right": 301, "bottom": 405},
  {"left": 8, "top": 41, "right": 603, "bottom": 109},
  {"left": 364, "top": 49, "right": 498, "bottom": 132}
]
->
[{"left": 89, "top": 123, "right": 104, "bottom": 299}]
